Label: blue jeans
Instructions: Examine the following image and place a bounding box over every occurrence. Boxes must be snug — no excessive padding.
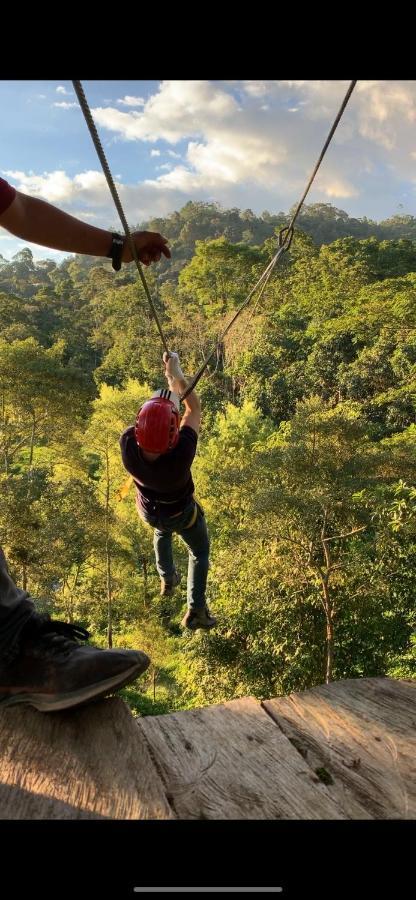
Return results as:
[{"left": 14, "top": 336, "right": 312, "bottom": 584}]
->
[{"left": 140, "top": 501, "right": 209, "bottom": 610}]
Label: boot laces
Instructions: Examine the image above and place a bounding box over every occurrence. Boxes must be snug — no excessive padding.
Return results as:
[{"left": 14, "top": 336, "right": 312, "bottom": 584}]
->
[{"left": 30, "top": 615, "right": 90, "bottom": 654}]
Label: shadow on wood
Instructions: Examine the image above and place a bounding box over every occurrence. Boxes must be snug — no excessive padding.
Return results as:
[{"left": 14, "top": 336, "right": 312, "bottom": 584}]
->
[
  {"left": 0, "top": 697, "right": 174, "bottom": 819},
  {"left": 0, "top": 677, "right": 414, "bottom": 820}
]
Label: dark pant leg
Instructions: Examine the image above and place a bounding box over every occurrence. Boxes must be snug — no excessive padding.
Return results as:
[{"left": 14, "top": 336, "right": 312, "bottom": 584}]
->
[
  {"left": 0, "top": 547, "right": 35, "bottom": 658},
  {"left": 177, "top": 508, "right": 210, "bottom": 610},
  {"left": 153, "top": 528, "right": 175, "bottom": 580}
]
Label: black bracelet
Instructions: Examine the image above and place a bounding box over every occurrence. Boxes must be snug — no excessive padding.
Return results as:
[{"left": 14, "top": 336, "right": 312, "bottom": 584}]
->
[{"left": 106, "top": 232, "right": 125, "bottom": 271}]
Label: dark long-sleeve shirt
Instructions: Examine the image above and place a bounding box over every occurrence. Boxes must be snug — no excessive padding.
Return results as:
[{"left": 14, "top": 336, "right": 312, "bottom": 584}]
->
[{"left": 120, "top": 424, "right": 198, "bottom": 517}]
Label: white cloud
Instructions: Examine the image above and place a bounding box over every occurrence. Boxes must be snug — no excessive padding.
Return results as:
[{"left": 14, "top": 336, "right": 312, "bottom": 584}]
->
[
  {"left": 117, "top": 95, "right": 145, "bottom": 107},
  {"left": 92, "top": 81, "right": 238, "bottom": 143},
  {"left": 6, "top": 81, "right": 416, "bottom": 232},
  {"left": 315, "top": 172, "right": 359, "bottom": 199},
  {"left": 4, "top": 169, "right": 111, "bottom": 206},
  {"left": 90, "top": 81, "right": 358, "bottom": 204},
  {"left": 56, "top": 85, "right": 72, "bottom": 95},
  {"left": 242, "top": 81, "right": 278, "bottom": 97},
  {"left": 355, "top": 81, "right": 416, "bottom": 151},
  {"left": 53, "top": 101, "right": 77, "bottom": 109}
]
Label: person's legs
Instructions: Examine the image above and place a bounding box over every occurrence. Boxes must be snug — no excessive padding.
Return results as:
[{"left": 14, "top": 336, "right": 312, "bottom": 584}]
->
[
  {"left": 0, "top": 547, "right": 35, "bottom": 659},
  {"left": 177, "top": 506, "right": 210, "bottom": 611},
  {"left": 153, "top": 528, "right": 176, "bottom": 581},
  {"left": 146, "top": 504, "right": 215, "bottom": 630}
]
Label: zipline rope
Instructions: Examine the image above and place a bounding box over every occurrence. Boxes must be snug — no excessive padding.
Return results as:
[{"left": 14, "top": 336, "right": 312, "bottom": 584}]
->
[
  {"left": 180, "top": 79, "right": 357, "bottom": 400},
  {"left": 72, "top": 80, "right": 169, "bottom": 354},
  {"left": 73, "top": 79, "right": 356, "bottom": 401}
]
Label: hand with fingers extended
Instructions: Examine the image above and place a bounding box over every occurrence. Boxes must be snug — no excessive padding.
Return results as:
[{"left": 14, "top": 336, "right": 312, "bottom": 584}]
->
[{"left": 123, "top": 231, "right": 171, "bottom": 266}]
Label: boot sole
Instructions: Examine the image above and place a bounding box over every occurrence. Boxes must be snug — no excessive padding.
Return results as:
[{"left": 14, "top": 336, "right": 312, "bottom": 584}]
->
[
  {"left": 182, "top": 620, "right": 217, "bottom": 631},
  {"left": 0, "top": 655, "right": 150, "bottom": 713},
  {"left": 160, "top": 575, "right": 181, "bottom": 597}
]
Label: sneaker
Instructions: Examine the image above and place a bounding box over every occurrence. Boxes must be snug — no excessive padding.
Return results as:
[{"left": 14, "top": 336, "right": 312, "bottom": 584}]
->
[
  {"left": 181, "top": 605, "right": 217, "bottom": 631},
  {"left": 160, "top": 570, "right": 181, "bottom": 597},
  {"left": 0, "top": 614, "right": 150, "bottom": 713}
]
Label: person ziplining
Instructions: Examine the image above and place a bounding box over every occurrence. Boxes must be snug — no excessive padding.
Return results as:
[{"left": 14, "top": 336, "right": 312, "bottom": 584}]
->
[{"left": 120, "top": 351, "right": 216, "bottom": 631}]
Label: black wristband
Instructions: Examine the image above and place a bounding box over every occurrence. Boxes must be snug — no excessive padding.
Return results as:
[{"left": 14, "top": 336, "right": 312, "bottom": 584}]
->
[{"left": 107, "top": 232, "right": 125, "bottom": 271}]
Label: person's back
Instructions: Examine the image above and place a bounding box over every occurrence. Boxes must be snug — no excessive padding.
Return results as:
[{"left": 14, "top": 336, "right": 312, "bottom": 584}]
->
[{"left": 120, "top": 411, "right": 197, "bottom": 519}]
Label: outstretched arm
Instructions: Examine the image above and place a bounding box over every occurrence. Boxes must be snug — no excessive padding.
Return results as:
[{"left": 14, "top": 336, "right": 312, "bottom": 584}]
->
[
  {"left": 163, "top": 351, "right": 201, "bottom": 435},
  {"left": 0, "top": 187, "right": 171, "bottom": 266}
]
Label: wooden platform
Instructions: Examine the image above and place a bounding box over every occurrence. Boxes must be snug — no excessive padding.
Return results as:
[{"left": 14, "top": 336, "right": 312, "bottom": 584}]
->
[{"left": 0, "top": 677, "right": 414, "bottom": 819}]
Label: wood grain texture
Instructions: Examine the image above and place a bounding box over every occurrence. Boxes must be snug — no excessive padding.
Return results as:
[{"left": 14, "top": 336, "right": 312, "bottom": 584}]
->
[
  {"left": 262, "top": 677, "right": 416, "bottom": 819},
  {"left": 138, "top": 696, "right": 346, "bottom": 819},
  {"left": 0, "top": 697, "right": 174, "bottom": 819},
  {"left": 1, "top": 677, "right": 413, "bottom": 820}
]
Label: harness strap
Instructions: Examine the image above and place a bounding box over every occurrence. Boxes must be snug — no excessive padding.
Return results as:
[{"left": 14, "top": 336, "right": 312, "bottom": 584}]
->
[{"left": 183, "top": 502, "right": 198, "bottom": 529}]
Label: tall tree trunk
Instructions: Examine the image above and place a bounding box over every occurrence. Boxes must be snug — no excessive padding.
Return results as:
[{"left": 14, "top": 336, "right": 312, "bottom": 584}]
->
[
  {"left": 143, "top": 557, "right": 148, "bottom": 609},
  {"left": 320, "top": 513, "right": 334, "bottom": 683},
  {"left": 22, "top": 562, "right": 27, "bottom": 592},
  {"left": 106, "top": 543, "right": 112, "bottom": 648},
  {"left": 325, "top": 610, "right": 334, "bottom": 684},
  {"left": 105, "top": 447, "right": 113, "bottom": 649},
  {"left": 320, "top": 578, "right": 334, "bottom": 684},
  {"left": 2, "top": 390, "right": 8, "bottom": 474},
  {"left": 28, "top": 414, "right": 36, "bottom": 469}
]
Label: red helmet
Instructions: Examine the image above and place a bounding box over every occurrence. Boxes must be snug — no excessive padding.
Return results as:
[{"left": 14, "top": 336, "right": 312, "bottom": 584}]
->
[{"left": 135, "top": 390, "right": 180, "bottom": 454}]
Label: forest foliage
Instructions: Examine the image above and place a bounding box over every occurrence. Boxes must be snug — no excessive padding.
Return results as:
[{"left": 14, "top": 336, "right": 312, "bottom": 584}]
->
[{"left": 1, "top": 201, "right": 415, "bottom": 713}]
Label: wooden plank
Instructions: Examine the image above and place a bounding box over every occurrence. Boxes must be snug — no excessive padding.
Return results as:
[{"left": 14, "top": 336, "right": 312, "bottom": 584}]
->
[
  {"left": 0, "top": 697, "right": 174, "bottom": 820},
  {"left": 138, "top": 696, "right": 346, "bottom": 819},
  {"left": 262, "top": 677, "right": 416, "bottom": 820}
]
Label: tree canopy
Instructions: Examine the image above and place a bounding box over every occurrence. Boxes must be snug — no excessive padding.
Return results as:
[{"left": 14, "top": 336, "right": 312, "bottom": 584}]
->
[{"left": 1, "top": 200, "right": 415, "bottom": 713}]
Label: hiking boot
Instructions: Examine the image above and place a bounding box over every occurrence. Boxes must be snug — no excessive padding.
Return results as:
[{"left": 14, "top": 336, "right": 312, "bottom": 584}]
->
[
  {"left": 0, "top": 614, "right": 150, "bottom": 713},
  {"left": 160, "top": 570, "right": 181, "bottom": 597},
  {"left": 181, "top": 605, "right": 217, "bottom": 631}
]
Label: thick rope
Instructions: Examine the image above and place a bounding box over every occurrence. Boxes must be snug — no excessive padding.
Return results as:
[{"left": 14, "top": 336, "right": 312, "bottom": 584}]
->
[
  {"left": 180, "top": 80, "right": 357, "bottom": 401},
  {"left": 72, "top": 80, "right": 169, "bottom": 353},
  {"left": 285, "top": 80, "right": 357, "bottom": 236}
]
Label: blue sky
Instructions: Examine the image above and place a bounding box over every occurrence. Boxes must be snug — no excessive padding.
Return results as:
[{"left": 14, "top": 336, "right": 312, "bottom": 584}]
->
[{"left": 1, "top": 80, "right": 416, "bottom": 262}]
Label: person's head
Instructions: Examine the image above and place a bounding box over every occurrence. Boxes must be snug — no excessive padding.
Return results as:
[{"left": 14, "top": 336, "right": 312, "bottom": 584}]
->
[{"left": 135, "top": 390, "right": 180, "bottom": 457}]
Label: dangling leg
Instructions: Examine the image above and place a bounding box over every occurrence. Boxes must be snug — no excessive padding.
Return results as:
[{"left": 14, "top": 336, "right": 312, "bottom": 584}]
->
[
  {"left": 153, "top": 528, "right": 180, "bottom": 595},
  {"left": 178, "top": 507, "right": 216, "bottom": 629}
]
